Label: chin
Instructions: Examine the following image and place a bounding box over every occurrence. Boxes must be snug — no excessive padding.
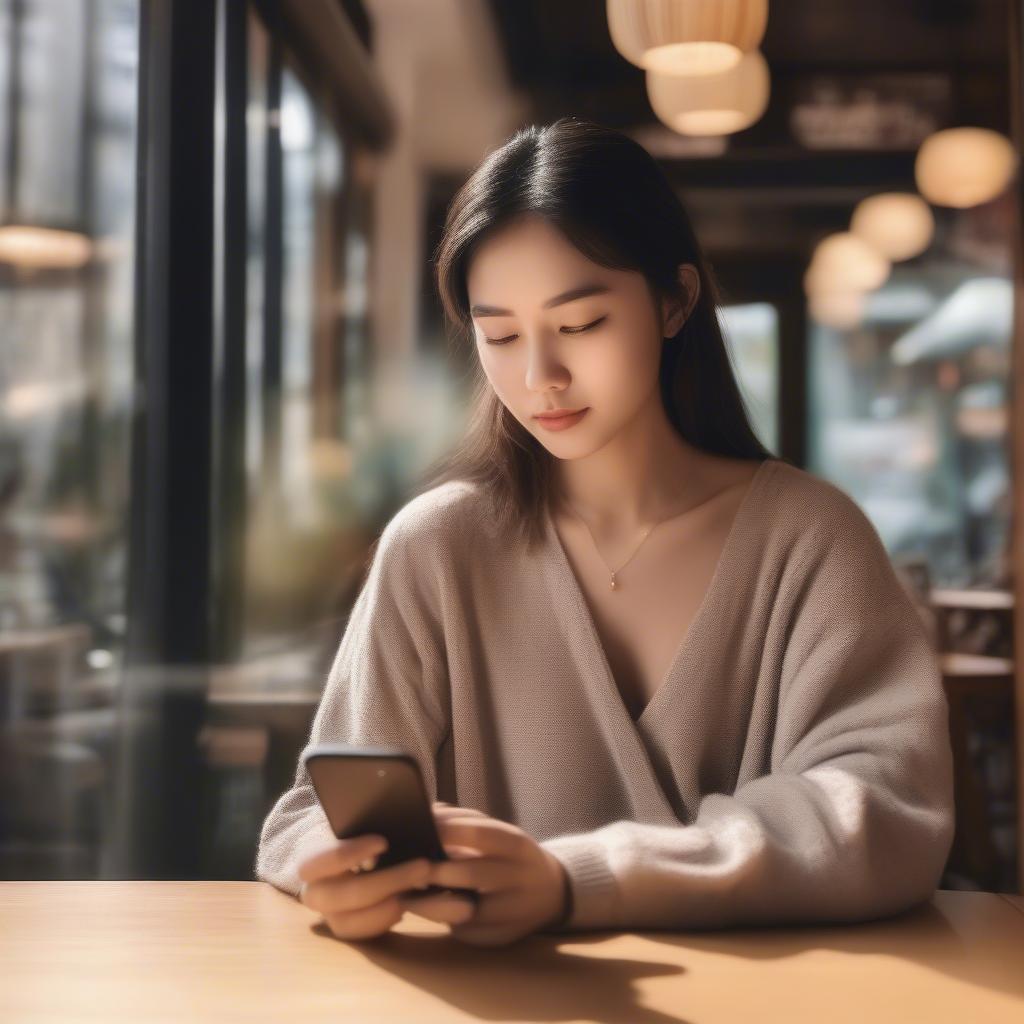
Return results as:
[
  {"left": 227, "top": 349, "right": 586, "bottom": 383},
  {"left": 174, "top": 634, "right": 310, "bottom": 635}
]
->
[{"left": 536, "top": 432, "right": 602, "bottom": 461}]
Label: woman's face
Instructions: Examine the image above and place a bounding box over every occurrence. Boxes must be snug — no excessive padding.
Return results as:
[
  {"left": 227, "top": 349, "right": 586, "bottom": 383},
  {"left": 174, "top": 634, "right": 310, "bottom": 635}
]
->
[{"left": 467, "top": 214, "right": 693, "bottom": 459}]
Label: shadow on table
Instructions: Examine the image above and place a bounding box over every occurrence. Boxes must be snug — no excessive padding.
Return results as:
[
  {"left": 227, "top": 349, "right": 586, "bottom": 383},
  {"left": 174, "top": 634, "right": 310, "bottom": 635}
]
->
[
  {"left": 648, "top": 899, "right": 1022, "bottom": 1001},
  {"left": 313, "top": 921, "right": 693, "bottom": 1024},
  {"left": 309, "top": 897, "right": 1020, "bottom": 1024}
]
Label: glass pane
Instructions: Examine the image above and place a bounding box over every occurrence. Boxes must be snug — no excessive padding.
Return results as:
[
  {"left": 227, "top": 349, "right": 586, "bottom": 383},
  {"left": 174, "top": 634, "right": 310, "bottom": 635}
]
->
[
  {"left": 279, "top": 65, "right": 316, "bottom": 507},
  {"left": 719, "top": 302, "right": 780, "bottom": 454},
  {"left": 13, "top": 0, "right": 87, "bottom": 225},
  {"left": 0, "top": 0, "right": 140, "bottom": 879},
  {"left": 0, "top": 0, "right": 9, "bottom": 205},
  {"left": 244, "top": 7, "right": 267, "bottom": 486},
  {"left": 808, "top": 257, "right": 1012, "bottom": 589},
  {"left": 240, "top": 31, "right": 376, "bottom": 676}
]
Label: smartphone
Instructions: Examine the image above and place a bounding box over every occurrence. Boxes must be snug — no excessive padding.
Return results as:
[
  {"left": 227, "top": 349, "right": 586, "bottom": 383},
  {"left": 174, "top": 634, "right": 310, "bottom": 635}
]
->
[{"left": 302, "top": 743, "right": 478, "bottom": 904}]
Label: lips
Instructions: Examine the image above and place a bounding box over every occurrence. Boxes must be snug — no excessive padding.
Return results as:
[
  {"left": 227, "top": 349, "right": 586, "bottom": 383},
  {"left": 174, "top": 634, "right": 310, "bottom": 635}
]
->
[
  {"left": 534, "top": 407, "right": 589, "bottom": 431},
  {"left": 535, "top": 408, "right": 586, "bottom": 420}
]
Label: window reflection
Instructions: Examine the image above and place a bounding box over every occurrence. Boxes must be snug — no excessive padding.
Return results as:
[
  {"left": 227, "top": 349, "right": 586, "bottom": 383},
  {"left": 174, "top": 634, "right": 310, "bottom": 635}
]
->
[
  {"left": 244, "top": 8, "right": 268, "bottom": 493},
  {"left": 240, "top": 15, "right": 377, "bottom": 682},
  {"left": 808, "top": 246, "right": 1013, "bottom": 588},
  {"left": 719, "top": 302, "right": 780, "bottom": 454},
  {"left": 0, "top": 0, "right": 139, "bottom": 878}
]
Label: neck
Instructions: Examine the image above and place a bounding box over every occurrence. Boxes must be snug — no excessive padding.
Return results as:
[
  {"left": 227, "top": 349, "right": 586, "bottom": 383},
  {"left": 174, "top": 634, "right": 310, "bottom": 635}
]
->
[{"left": 551, "top": 400, "right": 712, "bottom": 536}]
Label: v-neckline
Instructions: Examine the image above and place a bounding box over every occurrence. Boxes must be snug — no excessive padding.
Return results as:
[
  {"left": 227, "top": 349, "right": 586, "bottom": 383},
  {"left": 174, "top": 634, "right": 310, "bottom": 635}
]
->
[{"left": 543, "top": 457, "right": 777, "bottom": 730}]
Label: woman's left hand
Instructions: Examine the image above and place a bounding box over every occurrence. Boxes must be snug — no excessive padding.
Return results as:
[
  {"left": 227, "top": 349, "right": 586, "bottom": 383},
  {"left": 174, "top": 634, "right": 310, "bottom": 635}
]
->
[{"left": 399, "top": 802, "right": 571, "bottom": 947}]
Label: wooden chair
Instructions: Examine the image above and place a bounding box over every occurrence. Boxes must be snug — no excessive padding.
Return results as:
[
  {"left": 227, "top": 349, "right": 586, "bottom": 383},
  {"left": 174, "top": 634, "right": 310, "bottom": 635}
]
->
[{"left": 929, "top": 589, "right": 1017, "bottom": 892}]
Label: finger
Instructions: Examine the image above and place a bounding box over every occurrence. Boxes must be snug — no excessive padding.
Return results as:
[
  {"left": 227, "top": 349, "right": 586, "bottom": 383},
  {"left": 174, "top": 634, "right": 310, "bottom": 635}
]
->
[
  {"left": 440, "top": 843, "right": 484, "bottom": 860},
  {"left": 432, "top": 804, "right": 488, "bottom": 819},
  {"left": 436, "top": 818, "right": 528, "bottom": 859},
  {"left": 324, "top": 896, "right": 405, "bottom": 941},
  {"left": 399, "top": 892, "right": 477, "bottom": 925},
  {"left": 429, "top": 855, "right": 514, "bottom": 895},
  {"left": 308, "top": 858, "right": 431, "bottom": 916},
  {"left": 447, "top": 888, "right": 527, "bottom": 944},
  {"left": 298, "top": 835, "right": 388, "bottom": 884}
]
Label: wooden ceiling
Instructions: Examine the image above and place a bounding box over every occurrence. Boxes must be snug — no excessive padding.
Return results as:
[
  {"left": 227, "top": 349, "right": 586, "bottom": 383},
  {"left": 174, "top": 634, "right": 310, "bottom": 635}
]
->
[
  {"left": 479, "top": 0, "right": 1014, "bottom": 262},
  {"left": 485, "top": 0, "right": 1009, "bottom": 128}
]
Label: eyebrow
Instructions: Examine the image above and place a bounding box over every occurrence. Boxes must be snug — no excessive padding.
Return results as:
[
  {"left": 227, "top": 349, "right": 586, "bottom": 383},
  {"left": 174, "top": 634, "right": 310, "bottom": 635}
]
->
[{"left": 469, "top": 283, "right": 611, "bottom": 318}]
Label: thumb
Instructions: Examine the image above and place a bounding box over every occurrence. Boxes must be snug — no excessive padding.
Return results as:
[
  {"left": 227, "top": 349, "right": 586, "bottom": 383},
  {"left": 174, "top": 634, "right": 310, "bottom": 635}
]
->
[{"left": 442, "top": 843, "right": 483, "bottom": 860}]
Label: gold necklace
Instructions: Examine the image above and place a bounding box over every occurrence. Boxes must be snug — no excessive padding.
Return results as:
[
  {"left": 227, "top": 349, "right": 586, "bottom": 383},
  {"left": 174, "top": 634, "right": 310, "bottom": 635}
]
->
[{"left": 564, "top": 502, "right": 666, "bottom": 591}]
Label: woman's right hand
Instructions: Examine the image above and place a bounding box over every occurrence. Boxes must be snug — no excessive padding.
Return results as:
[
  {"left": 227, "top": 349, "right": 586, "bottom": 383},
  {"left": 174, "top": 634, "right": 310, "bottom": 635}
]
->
[{"left": 297, "top": 835, "right": 446, "bottom": 940}]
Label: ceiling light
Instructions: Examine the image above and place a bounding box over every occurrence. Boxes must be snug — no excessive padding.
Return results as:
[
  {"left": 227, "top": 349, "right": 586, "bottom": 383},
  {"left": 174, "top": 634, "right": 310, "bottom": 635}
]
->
[
  {"left": 646, "top": 49, "right": 770, "bottom": 136},
  {"left": 850, "top": 193, "right": 934, "bottom": 262},
  {"left": 607, "top": 0, "right": 768, "bottom": 75},
  {"left": 915, "top": 127, "right": 1017, "bottom": 208}
]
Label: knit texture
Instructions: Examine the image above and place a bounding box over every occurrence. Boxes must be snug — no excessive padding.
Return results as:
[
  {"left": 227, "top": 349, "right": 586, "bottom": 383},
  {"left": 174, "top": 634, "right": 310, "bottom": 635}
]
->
[{"left": 255, "top": 457, "right": 955, "bottom": 932}]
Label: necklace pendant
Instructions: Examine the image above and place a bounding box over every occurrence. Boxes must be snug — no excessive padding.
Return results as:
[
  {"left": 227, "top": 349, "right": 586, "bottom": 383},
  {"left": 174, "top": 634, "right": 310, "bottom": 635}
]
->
[{"left": 610, "top": 574, "right": 618, "bottom": 590}]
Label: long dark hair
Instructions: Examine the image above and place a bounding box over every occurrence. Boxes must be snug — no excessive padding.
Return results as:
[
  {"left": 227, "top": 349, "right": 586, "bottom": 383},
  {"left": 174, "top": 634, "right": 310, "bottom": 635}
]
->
[{"left": 413, "top": 116, "right": 774, "bottom": 552}]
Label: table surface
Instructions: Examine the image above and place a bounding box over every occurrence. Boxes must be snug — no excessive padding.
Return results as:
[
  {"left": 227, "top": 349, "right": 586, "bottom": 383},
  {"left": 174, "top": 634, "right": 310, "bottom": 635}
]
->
[{"left": 2, "top": 883, "right": 1022, "bottom": 1023}]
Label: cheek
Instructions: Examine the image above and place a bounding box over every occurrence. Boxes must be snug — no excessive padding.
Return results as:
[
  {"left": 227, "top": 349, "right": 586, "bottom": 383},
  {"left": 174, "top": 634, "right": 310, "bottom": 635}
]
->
[
  {"left": 586, "top": 331, "right": 660, "bottom": 393},
  {"left": 475, "top": 344, "right": 521, "bottom": 406},
  {"left": 476, "top": 342, "right": 503, "bottom": 383}
]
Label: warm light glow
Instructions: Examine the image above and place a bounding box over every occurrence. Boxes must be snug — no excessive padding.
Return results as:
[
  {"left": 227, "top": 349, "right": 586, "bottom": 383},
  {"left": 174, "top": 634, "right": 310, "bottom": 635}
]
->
[
  {"left": 644, "top": 41, "right": 741, "bottom": 75},
  {"left": 646, "top": 50, "right": 770, "bottom": 136},
  {"left": 4, "top": 379, "right": 88, "bottom": 418},
  {"left": 915, "top": 127, "right": 1017, "bottom": 208},
  {"left": 805, "top": 232, "right": 891, "bottom": 294},
  {"left": 807, "top": 290, "right": 866, "bottom": 330},
  {"left": 850, "top": 193, "right": 934, "bottom": 262},
  {"left": 0, "top": 225, "right": 92, "bottom": 269},
  {"left": 956, "top": 405, "right": 1007, "bottom": 439},
  {"left": 607, "top": 0, "right": 768, "bottom": 72}
]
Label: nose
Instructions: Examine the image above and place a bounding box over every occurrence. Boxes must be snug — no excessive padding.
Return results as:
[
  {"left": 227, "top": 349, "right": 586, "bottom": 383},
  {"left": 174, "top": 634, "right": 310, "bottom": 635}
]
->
[{"left": 523, "top": 334, "right": 570, "bottom": 394}]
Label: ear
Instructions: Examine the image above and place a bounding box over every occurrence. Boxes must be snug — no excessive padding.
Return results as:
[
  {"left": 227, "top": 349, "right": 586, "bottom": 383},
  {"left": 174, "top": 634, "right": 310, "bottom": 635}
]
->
[{"left": 661, "top": 263, "right": 701, "bottom": 338}]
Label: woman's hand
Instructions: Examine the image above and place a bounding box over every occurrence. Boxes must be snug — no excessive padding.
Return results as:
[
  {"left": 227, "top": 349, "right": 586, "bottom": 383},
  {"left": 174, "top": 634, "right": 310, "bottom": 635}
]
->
[
  {"left": 399, "top": 802, "right": 571, "bottom": 947},
  {"left": 297, "top": 834, "right": 470, "bottom": 941}
]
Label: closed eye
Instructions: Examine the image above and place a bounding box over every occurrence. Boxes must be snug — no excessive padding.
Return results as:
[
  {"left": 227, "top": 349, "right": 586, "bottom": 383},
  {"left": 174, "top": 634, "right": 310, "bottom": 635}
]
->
[{"left": 483, "top": 316, "right": 607, "bottom": 346}]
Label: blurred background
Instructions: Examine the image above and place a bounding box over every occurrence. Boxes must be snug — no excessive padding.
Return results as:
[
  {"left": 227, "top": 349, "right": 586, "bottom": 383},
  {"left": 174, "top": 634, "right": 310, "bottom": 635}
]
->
[{"left": 0, "top": 0, "right": 1021, "bottom": 896}]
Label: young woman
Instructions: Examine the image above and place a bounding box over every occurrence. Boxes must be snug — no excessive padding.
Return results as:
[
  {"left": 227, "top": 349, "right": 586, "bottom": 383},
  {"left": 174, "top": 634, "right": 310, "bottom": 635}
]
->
[{"left": 256, "top": 118, "right": 954, "bottom": 948}]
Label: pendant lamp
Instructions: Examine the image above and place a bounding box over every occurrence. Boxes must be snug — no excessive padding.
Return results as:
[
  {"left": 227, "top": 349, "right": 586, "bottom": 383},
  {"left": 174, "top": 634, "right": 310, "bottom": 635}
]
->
[
  {"left": 0, "top": 226, "right": 92, "bottom": 270},
  {"left": 805, "top": 232, "right": 890, "bottom": 295},
  {"left": 807, "top": 290, "right": 866, "bottom": 331},
  {"left": 607, "top": 0, "right": 768, "bottom": 75},
  {"left": 646, "top": 49, "right": 769, "bottom": 136},
  {"left": 849, "top": 193, "right": 934, "bottom": 263},
  {"left": 914, "top": 127, "right": 1017, "bottom": 209}
]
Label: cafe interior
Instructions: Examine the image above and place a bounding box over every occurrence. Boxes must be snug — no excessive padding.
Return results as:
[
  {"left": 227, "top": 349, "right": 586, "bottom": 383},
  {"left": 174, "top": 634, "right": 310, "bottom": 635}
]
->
[{"left": 1, "top": 0, "right": 1023, "bottom": 1020}]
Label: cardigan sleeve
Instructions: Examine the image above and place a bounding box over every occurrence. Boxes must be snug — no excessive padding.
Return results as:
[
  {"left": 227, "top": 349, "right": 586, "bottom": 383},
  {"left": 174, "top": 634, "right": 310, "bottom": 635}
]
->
[
  {"left": 539, "top": 498, "right": 956, "bottom": 933},
  {"left": 254, "top": 516, "right": 450, "bottom": 897}
]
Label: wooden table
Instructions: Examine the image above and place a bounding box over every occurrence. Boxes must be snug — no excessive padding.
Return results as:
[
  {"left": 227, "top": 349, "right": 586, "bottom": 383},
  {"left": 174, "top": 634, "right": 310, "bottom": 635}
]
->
[{"left": 2, "top": 883, "right": 1022, "bottom": 1022}]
